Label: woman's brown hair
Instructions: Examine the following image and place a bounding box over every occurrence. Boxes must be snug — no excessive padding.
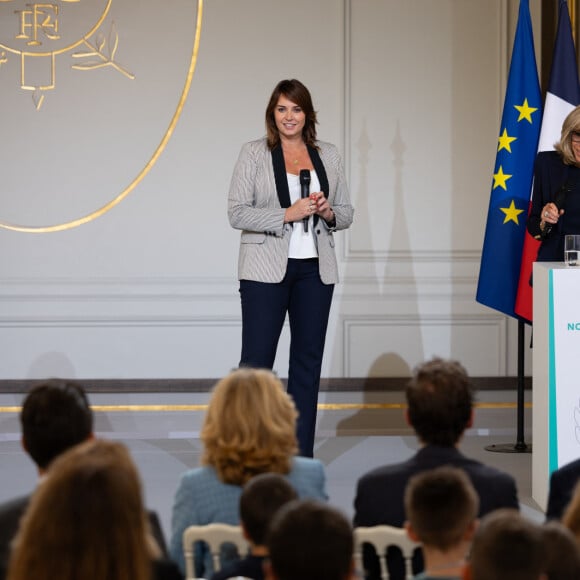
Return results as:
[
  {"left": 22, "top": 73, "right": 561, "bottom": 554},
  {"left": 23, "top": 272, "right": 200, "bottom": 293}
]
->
[
  {"left": 7, "top": 440, "right": 154, "bottom": 580},
  {"left": 201, "top": 368, "right": 299, "bottom": 485},
  {"left": 265, "top": 79, "right": 318, "bottom": 150}
]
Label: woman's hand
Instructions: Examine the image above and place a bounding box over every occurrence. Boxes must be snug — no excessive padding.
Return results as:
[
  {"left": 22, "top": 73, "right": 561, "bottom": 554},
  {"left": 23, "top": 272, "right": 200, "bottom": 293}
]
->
[
  {"left": 310, "top": 192, "right": 334, "bottom": 222},
  {"left": 284, "top": 196, "right": 317, "bottom": 223},
  {"left": 541, "top": 202, "right": 564, "bottom": 227}
]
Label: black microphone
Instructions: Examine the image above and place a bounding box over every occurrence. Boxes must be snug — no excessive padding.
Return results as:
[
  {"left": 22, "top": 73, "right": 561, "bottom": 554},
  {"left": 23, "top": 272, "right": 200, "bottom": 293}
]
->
[
  {"left": 543, "top": 182, "right": 572, "bottom": 236},
  {"left": 299, "top": 169, "right": 311, "bottom": 233}
]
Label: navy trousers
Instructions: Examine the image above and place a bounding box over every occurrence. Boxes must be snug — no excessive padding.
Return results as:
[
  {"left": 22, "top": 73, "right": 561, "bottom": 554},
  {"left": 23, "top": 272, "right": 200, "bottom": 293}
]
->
[{"left": 239, "top": 258, "right": 334, "bottom": 457}]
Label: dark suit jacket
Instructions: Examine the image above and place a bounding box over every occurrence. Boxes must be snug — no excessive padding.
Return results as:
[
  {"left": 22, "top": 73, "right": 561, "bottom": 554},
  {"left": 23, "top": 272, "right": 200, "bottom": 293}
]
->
[
  {"left": 353, "top": 445, "right": 520, "bottom": 580},
  {"left": 546, "top": 457, "right": 580, "bottom": 520},
  {"left": 0, "top": 494, "right": 168, "bottom": 580},
  {"left": 527, "top": 151, "right": 580, "bottom": 263}
]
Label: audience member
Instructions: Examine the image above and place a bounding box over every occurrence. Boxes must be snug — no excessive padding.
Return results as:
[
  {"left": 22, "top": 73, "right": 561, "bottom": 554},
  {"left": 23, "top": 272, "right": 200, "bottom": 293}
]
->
[
  {"left": 0, "top": 379, "right": 167, "bottom": 580},
  {"left": 463, "top": 509, "right": 545, "bottom": 580},
  {"left": 541, "top": 521, "right": 580, "bottom": 580},
  {"left": 211, "top": 473, "right": 298, "bottom": 580},
  {"left": 354, "top": 357, "right": 519, "bottom": 579},
  {"left": 265, "top": 499, "right": 355, "bottom": 580},
  {"left": 404, "top": 466, "right": 478, "bottom": 580},
  {"left": 546, "top": 457, "right": 580, "bottom": 520},
  {"left": 561, "top": 480, "right": 580, "bottom": 543},
  {"left": 6, "top": 439, "right": 182, "bottom": 580},
  {"left": 170, "top": 368, "right": 327, "bottom": 576}
]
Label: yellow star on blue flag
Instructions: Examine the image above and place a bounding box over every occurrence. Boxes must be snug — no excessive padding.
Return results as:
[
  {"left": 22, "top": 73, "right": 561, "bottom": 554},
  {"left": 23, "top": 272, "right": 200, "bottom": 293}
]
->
[
  {"left": 500, "top": 200, "right": 525, "bottom": 224},
  {"left": 514, "top": 98, "right": 539, "bottom": 123},
  {"left": 498, "top": 129, "right": 517, "bottom": 152},
  {"left": 493, "top": 166, "right": 512, "bottom": 190},
  {"left": 476, "top": 0, "right": 541, "bottom": 319}
]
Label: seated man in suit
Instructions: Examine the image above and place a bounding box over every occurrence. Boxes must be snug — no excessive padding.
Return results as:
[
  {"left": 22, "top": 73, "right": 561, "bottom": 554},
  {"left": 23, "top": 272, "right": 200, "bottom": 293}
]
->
[
  {"left": 404, "top": 466, "right": 479, "bottom": 580},
  {"left": 265, "top": 500, "right": 356, "bottom": 580},
  {"left": 353, "top": 357, "right": 519, "bottom": 580},
  {"left": 0, "top": 379, "right": 168, "bottom": 580},
  {"left": 546, "top": 457, "right": 580, "bottom": 520}
]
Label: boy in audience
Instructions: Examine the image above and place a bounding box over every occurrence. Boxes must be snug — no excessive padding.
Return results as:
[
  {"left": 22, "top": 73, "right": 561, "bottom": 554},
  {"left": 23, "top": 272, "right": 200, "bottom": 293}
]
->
[
  {"left": 404, "top": 466, "right": 478, "bottom": 579},
  {"left": 464, "top": 509, "right": 546, "bottom": 580},
  {"left": 265, "top": 499, "right": 356, "bottom": 580},
  {"left": 211, "top": 473, "right": 297, "bottom": 580}
]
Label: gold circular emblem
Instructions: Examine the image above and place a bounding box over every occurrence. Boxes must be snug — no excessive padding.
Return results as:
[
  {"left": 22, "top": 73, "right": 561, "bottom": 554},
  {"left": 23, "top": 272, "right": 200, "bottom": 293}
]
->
[{"left": 0, "top": 0, "right": 203, "bottom": 233}]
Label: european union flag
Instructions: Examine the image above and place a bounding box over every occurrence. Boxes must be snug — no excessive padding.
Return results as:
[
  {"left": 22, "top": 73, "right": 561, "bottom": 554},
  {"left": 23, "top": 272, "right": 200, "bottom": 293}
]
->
[
  {"left": 476, "top": 0, "right": 541, "bottom": 319},
  {"left": 515, "top": 0, "right": 580, "bottom": 322}
]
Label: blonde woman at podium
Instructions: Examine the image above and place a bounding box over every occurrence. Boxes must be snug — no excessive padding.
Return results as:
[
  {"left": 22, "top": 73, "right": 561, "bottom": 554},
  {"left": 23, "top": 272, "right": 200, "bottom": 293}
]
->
[{"left": 527, "top": 106, "right": 580, "bottom": 262}]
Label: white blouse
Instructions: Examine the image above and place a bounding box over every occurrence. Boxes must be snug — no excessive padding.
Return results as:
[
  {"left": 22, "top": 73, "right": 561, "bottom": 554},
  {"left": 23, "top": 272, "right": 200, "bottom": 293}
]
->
[{"left": 287, "top": 170, "right": 320, "bottom": 259}]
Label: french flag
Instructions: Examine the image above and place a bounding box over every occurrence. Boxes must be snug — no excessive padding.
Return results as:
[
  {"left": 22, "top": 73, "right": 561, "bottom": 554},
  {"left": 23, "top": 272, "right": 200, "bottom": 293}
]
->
[{"left": 514, "top": 0, "right": 580, "bottom": 322}]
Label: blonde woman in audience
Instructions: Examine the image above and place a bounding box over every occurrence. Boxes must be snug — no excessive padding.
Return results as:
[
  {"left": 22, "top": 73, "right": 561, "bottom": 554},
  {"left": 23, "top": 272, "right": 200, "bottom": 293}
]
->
[
  {"left": 7, "top": 439, "right": 182, "bottom": 580},
  {"left": 169, "top": 367, "right": 327, "bottom": 576}
]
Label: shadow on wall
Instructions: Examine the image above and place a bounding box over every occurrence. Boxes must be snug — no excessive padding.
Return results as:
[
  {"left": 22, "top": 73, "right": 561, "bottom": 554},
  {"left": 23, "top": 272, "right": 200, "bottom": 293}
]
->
[
  {"left": 332, "top": 353, "right": 412, "bottom": 443},
  {"left": 27, "top": 352, "right": 76, "bottom": 380},
  {"left": 364, "top": 352, "right": 412, "bottom": 378}
]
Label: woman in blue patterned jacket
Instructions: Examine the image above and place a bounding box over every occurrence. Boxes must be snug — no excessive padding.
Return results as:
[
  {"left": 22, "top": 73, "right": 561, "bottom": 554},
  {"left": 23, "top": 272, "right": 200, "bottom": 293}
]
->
[{"left": 169, "top": 368, "right": 327, "bottom": 576}]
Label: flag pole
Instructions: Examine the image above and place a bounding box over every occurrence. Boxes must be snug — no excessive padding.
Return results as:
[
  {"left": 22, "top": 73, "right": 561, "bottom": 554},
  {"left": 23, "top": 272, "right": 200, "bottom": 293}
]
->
[
  {"left": 485, "top": 319, "right": 531, "bottom": 454},
  {"left": 515, "top": 319, "right": 529, "bottom": 450}
]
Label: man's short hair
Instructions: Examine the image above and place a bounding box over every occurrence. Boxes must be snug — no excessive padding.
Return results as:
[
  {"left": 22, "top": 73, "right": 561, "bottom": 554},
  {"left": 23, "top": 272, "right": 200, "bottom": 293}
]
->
[
  {"left": 20, "top": 379, "right": 93, "bottom": 469},
  {"left": 267, "top": 500, "right": 353, "bottom": 580},
  {"left": 541, "top": 521, "right": 580, "bottom": 580},
  {"left": 405, "top": 357, "right": 473, "bottom": 446},
  {"left": 469, "top": 509, "right": 545, "bottom": 580},
  {"left": 404, "top": 466, "right": 478, "bottom": 551},
  {"left": 240, "top": 473, "right": 297, "bottom": 546}
]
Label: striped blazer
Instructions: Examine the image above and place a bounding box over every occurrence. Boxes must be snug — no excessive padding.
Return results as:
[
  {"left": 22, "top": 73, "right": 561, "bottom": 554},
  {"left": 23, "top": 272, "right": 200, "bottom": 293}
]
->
[{"left": 228, "top": 138, "right": 354, "bottom": 284}]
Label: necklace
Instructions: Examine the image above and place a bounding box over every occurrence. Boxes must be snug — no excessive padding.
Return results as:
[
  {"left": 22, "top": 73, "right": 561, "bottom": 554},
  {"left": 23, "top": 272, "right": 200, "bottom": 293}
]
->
[{"left": 282, "top": 145, "right": 304, "bottom": 167}]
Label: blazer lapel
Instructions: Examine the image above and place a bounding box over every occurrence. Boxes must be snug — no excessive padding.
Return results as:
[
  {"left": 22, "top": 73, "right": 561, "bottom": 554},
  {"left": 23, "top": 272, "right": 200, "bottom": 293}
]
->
[
  {"left": 308, "top": 145, "right": 329, "bottom": 228},
  {"left": 307, "top": 145, "right": 329, "bottom": 199},
  {"left": 271, "top": 145, "right": 291, "bottom": 208}
]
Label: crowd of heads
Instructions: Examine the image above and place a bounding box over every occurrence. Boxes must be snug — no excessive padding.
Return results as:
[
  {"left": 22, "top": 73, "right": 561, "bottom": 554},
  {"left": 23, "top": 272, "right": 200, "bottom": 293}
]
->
[{"left": 6, "top": 359, "right": 580, "bottom": 580}]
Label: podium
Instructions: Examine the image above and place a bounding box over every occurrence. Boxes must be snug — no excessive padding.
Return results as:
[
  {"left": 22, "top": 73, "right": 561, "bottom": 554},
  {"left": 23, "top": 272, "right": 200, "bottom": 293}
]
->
[{"left": 532, "top": 262, "right": 580, "bottom": 509}]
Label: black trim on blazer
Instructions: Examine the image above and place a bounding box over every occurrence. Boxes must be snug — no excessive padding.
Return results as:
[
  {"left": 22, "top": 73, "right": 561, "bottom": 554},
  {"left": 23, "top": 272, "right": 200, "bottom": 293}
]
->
[
  {"left": 271, "top": 144, "right": 330, "bottom": 227},
  {"left": 271, "top": 145, "right": 292, "bottom": 208},
  {"left": 307, "top": 145, "right": 329, "bottom": 199}
]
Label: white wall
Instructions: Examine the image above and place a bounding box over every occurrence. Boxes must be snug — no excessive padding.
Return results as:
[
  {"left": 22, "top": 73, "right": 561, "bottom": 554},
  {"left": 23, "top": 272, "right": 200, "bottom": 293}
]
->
[{"left": 0, "top": 0, "right": 537, "bottom": 380}]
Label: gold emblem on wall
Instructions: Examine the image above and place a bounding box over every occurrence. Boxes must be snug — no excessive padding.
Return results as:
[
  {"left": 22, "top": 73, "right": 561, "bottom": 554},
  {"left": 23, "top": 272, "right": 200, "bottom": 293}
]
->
[{"left": 0, "top": 0, "right": 203, "bottom": 232}]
